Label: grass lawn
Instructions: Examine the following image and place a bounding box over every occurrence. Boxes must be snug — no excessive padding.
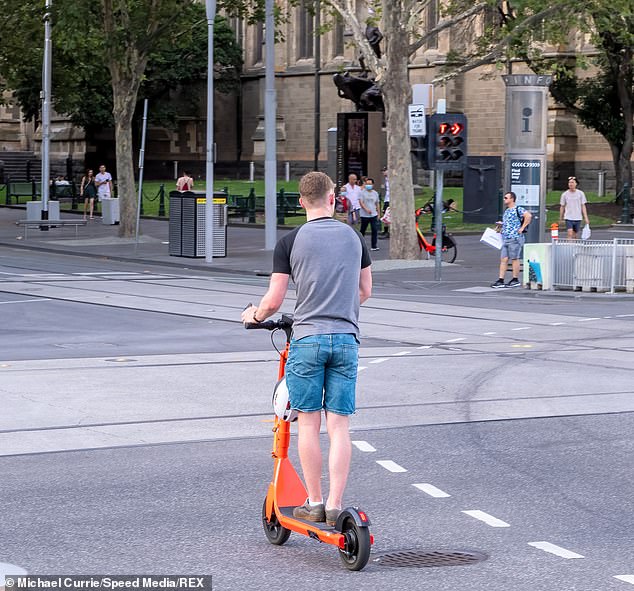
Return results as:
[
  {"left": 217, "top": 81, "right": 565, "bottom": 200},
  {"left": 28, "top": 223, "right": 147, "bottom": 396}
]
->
[{"left": 1, "top": 180, "right": 618, "bottom": 231}]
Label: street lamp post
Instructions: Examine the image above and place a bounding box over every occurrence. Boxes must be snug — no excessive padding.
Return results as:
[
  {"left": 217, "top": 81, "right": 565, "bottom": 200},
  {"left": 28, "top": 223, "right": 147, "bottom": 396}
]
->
[
  {"left": 205, "top": 0, "right": 217, "bottom": 263},
  {"left": 40, "top": 0, "right": 53, "bottom": 228},
  {"left": 264, "top": 0, "right": 277, "bottom": 250}
]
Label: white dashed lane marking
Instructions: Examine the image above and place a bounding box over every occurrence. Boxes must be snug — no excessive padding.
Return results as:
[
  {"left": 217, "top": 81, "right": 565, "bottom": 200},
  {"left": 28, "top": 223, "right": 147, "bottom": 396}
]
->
[
  {"left": 369, "top": 358, "right": 389, "bottom": 364},
  {"left": 550, "top": 322, "right": 565, "bottom": 326},
  {"left": 578, "top": 317, "right": 600, "bottom": 322},
  {"left": 528, "top": 541, "right": 584, "bottom": 559},
  {"left": 352, "top": 441, "right": 376, "bottom": 453},
  {"left": 358, "top": 366, "right": 367, "bottom": 372},
  {"left": 392, "top": 351, "right": 411, "bottom": 356},
  {"left": 511, "top": 326, "right": 531, "bottom": 331},
  {"left": 417, "top": 345, "right": 431, "bottom": 349},
  {"left": 376, "top": 460, "right": 408, "bottom": 473},
  {"left": 0, "top": 299, "right": 52, "bottom": 305},
  {"left": 614, "top": 575, "right": 634, "bottom": 585},
  {"left": 445, "top": 337, "right": 466, "bottom": 343},
  {"left": 483, "top": 332, "right": 496, "bottom": 335},
  {"left": 462, "top": 510, "right": 510, "bottom": 528},
  {"left": 412, "top": 483, "right": 451, "bottom": 498}
]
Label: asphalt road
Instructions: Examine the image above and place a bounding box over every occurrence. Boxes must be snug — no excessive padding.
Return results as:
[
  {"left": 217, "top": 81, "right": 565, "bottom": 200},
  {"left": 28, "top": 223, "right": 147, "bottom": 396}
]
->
[{"left": 1, "top": 249, "right": 633, "bottom": 590}]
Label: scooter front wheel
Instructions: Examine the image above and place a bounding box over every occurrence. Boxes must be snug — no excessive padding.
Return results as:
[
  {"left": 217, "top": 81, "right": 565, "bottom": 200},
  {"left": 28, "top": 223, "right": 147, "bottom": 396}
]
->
[
  {"left": 262, "top": 497, "right": 291, "bottom": 545},
  {"left": 338, "top": 517, "right": 371, "bottom": 571}
]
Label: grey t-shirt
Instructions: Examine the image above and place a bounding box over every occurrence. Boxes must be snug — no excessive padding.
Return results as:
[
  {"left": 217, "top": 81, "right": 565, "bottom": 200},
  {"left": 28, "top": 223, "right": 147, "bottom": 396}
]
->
[
  {"left": 359, "top": 189, "right": 379, "bottom": 218},
  {"left": 273, "top": 217, "right": 372, "bottom": 340}
]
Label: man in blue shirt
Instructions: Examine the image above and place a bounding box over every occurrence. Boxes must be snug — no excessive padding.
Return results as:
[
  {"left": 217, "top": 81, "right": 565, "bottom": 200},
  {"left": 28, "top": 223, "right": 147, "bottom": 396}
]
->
[{"left": 491, "top": 191, "right": 532, "bottom": 288}]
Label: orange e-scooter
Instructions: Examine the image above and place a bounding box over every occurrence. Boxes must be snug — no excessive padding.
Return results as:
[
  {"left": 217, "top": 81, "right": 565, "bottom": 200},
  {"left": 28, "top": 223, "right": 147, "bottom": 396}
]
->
[{"left": 245, "top": 312, "right": 373, "bottom": 571}]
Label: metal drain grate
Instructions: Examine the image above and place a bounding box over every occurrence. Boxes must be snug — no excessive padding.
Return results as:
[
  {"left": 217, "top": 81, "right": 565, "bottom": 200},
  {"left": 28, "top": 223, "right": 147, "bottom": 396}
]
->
[{"left": 372, "top": 549, "right": 488, "bottom": 568}]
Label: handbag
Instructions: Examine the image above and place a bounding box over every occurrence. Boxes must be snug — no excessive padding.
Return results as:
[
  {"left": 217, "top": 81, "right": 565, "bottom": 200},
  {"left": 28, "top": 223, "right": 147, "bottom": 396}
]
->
[{"left": 480, "top": 227, "right": 503, "bottom": 250}]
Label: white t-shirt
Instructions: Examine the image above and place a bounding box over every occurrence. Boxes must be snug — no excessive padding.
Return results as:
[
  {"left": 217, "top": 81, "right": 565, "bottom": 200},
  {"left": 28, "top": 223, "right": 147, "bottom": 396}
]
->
[
  {"left": 344, "top": 183, "right": 362, "bottom": 210},
  {"left": 95, "top": 172, "right": 113, "bottom": 199},
  {"left": 560, "top": 189, "right": 587, "bottom": 221},
  {"left": 383, "top": 177, "right": 390, "bottom": 203}
]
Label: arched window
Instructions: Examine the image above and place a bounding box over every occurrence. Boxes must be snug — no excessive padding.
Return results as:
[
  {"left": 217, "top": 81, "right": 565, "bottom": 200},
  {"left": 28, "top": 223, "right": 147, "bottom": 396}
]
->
[{"left": 297, "top": 0, "right": 314, "bottom": 59}]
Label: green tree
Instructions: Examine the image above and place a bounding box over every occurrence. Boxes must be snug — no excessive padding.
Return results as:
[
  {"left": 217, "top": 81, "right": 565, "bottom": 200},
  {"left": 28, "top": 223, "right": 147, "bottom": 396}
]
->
[
  {"left": 0, "top": 0, "right": 245, "bottom": 237},
  {"left": 320, "top": 0, "right": 631, "bottom": 256}
]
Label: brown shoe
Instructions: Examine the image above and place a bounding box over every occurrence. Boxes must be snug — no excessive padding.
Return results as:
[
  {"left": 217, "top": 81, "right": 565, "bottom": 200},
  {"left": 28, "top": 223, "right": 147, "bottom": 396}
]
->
[
  {"left": 293, "top": 501, "right": 325, "bottom": 522},
  {"left": 325, "top": 507, "right": 342, "bottom": 527}
]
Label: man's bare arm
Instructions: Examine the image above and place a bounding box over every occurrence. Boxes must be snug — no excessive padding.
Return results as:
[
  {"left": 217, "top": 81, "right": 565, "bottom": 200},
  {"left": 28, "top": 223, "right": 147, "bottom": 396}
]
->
[
  {"left": 241, "top": 272, "right": 290, "bottom": 324},
  {"left": 359, "top": 266, "right": 372, "bottom": 304}
]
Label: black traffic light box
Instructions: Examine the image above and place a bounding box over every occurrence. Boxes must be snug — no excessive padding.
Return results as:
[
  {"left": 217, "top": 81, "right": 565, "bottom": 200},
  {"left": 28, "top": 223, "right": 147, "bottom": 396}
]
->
[
  {"left": 410, "top": 136, "right": 427, "bottom": 167},
  {"left": 427, "top": 113, "right": 468, "bottom": 170}
]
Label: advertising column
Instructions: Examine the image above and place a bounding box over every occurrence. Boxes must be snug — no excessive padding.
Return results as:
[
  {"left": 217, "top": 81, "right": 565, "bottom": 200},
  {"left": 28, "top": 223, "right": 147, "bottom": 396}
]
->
[{"left": 503, "top": 74, "right": 551, "bottom": 243}]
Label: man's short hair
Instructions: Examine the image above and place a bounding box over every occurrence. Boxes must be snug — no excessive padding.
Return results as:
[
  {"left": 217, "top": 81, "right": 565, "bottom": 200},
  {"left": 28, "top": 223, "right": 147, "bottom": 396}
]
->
[
  {"left": 505, "top": 191, "right": 517, "bottom": 202},
  {"left": 299, "top": 172, "right": 334, "bottom": 205}
]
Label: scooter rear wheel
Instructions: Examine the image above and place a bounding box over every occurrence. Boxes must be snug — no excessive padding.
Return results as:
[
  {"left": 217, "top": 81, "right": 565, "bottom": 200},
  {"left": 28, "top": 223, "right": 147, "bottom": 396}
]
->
[
  {"left": 338, "top": 517, "right": 371, "bottom": 571},
  {"left": 262, "top": 498, "right": 291, "bottom": 545}
]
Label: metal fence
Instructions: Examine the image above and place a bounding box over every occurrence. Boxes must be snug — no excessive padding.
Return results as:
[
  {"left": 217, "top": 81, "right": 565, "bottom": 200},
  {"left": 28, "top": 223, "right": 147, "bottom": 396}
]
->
[{"left": 552, "top": 238, "right": 634, "bottom": 293}]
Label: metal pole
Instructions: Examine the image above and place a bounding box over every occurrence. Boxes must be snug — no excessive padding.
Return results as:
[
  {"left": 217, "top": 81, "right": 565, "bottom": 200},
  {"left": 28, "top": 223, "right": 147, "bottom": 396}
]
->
[
  {"left": 433, "top": 99, "right": 446, "bottom": 281},
  {"left": 40, "top": 0, "right": 53, "bottom": 227},
  {"left": 264, "top": 0, "right": 277, "bottom": 250},
  {"left": 313, "top": 0, "right": 321, "bottom": 171},
  {"left": 205, "top": 0, "right": 217, "bottom": 263},
  {"left": 135, "top": 99, "right": 148, "bottom": 247},
  {"left": 434, "top": 170, "right": 444, "bottom": 281}
]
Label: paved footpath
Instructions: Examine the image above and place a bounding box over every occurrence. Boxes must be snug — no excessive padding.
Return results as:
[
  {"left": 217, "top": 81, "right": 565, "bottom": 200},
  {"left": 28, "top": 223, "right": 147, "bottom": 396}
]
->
[{"left": 2, "top": 205, "right": 633, "bottom": 294}]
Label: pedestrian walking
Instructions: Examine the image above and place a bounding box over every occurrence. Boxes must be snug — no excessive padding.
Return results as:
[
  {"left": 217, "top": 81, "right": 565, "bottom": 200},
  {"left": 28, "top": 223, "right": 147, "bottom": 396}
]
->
[
  {"left": 560, "top": 176, "right": 589, "bottom": 239},
  {"left": 379, "top": 167, "right": 390, "bottom": 238},
  {"left": 95, "top": 164, "right": 113, "bottom": 202},
  {"left": 80, "top": 169, "right": 97, "bottom": 220},
  {"left": 344, "top": 173, "right": 362, "bottom": 225},
  {"left": 241, "top": 171, "right": 372, "bottom": 526},
  {"left": 359, "top": 177, "right": 380, "bottom": 251},
  {"left": 491, "top": 191, "right": 532, "bottom": 289}
]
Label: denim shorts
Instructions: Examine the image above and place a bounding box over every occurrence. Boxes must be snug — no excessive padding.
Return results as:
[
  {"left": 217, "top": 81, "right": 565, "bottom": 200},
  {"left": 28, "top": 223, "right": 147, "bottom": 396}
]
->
[
  {"left": 566, "top": 219, "right": 581, "bottom": 232},
  {"left": 285, "top": 333, "right": 359, "bottom": 416},
  {"left": 501, "top": 235, "right": 525, "bottom": 260}
]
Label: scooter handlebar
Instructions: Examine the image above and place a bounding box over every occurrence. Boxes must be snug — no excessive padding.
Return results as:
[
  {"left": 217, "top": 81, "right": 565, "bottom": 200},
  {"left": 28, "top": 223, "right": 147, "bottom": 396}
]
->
[{"left": 243, "top": 303, "right": 294, "bottom": 331}]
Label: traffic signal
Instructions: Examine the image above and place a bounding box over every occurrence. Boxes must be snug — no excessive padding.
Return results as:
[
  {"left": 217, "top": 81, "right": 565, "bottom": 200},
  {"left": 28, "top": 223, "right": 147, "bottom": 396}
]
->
[
  {"left": 410, "top": 135, "right": 427, "bottom": 167},
  {"left": 427, "top": 113, "right": 467, "bottom": 170}
]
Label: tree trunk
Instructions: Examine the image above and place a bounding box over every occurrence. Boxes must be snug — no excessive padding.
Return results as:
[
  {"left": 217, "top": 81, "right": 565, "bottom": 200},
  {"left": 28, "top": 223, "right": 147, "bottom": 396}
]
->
[
  {"left": 110, "top": 64, "right": 145, "bottom": 238},
  {"left": 382, "top": 0, "right": 419, "bottom": 260}
]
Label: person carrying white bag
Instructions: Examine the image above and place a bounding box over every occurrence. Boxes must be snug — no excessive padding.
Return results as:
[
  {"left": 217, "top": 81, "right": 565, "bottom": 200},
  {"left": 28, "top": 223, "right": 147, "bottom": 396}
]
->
[{"left": 490, "top": 191, "right": 532, "bottom": 289}]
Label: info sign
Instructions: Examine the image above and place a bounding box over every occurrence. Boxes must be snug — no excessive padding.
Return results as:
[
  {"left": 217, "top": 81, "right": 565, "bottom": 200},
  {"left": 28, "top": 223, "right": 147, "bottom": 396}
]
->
[{"left": 509, "top": 158, "right": 541, "bottom": 207}]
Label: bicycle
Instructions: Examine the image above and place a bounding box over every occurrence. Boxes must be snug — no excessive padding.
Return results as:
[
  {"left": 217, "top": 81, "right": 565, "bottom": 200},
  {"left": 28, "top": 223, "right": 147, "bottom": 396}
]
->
[{"left": 415, "top": 203, "right": 458, "bottom": 263}]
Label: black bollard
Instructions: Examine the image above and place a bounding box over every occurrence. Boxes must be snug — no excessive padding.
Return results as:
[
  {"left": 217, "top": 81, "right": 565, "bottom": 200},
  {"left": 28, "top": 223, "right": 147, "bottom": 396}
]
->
[
  {"left": 158, "top": 184, "right": 166, "bottom": 217},
  {"left": 621, "top": 183, "right": 631, "bottom": 224}
]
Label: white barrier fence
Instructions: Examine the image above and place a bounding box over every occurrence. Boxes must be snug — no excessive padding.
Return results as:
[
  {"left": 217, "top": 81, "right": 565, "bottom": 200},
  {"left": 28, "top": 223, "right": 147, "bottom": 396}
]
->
[{"left": 551, "top": 239, "right": 634, "bottom": 293}]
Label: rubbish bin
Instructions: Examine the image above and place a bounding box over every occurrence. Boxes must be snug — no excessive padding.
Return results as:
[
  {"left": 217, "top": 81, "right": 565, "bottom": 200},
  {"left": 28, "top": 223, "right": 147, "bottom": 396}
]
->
[
  {"left": 169, "top": 191, "right": 227, "bottom": 258},
  {"left": 27, "top": 200, "right": 60, "bottom": 220},
  {"left": 101, "top": 197, "right": 120, "bottom": 225}
]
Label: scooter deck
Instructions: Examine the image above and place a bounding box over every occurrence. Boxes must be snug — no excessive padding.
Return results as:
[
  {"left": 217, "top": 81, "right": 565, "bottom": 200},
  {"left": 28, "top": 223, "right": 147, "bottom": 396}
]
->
[{"left": 279, "top": 506, "right": 336, "bottom": 532}]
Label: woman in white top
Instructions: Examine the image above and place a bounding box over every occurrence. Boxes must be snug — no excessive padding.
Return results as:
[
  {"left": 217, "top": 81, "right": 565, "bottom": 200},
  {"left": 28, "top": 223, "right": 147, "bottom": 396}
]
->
[{"left": 560, "top": 176, "right": 589, "bottom": 239}]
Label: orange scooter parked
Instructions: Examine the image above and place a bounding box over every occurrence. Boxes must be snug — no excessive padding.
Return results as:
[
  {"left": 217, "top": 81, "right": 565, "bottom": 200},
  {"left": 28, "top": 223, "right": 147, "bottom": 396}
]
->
[{"left": 245, "top": 312, "right": 373, "bottom": 571}]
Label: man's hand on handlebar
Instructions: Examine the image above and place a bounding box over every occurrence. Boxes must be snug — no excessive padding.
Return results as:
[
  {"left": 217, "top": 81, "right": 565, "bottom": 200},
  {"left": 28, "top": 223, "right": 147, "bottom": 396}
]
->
[{"left": 241, "top": 304, "right": 260, "bottom": 326}]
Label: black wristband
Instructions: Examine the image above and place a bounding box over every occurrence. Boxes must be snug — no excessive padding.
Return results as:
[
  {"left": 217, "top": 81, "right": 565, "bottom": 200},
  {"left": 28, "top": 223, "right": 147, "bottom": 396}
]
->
[{"left": 253, "top": 311, "right": 262, "bottom": 323}]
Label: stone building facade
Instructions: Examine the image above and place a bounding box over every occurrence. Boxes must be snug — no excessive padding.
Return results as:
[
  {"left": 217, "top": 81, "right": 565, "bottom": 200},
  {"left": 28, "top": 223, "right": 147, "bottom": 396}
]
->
[{"left": 0, "top": 3, "right": 623, "bottom": 192}]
